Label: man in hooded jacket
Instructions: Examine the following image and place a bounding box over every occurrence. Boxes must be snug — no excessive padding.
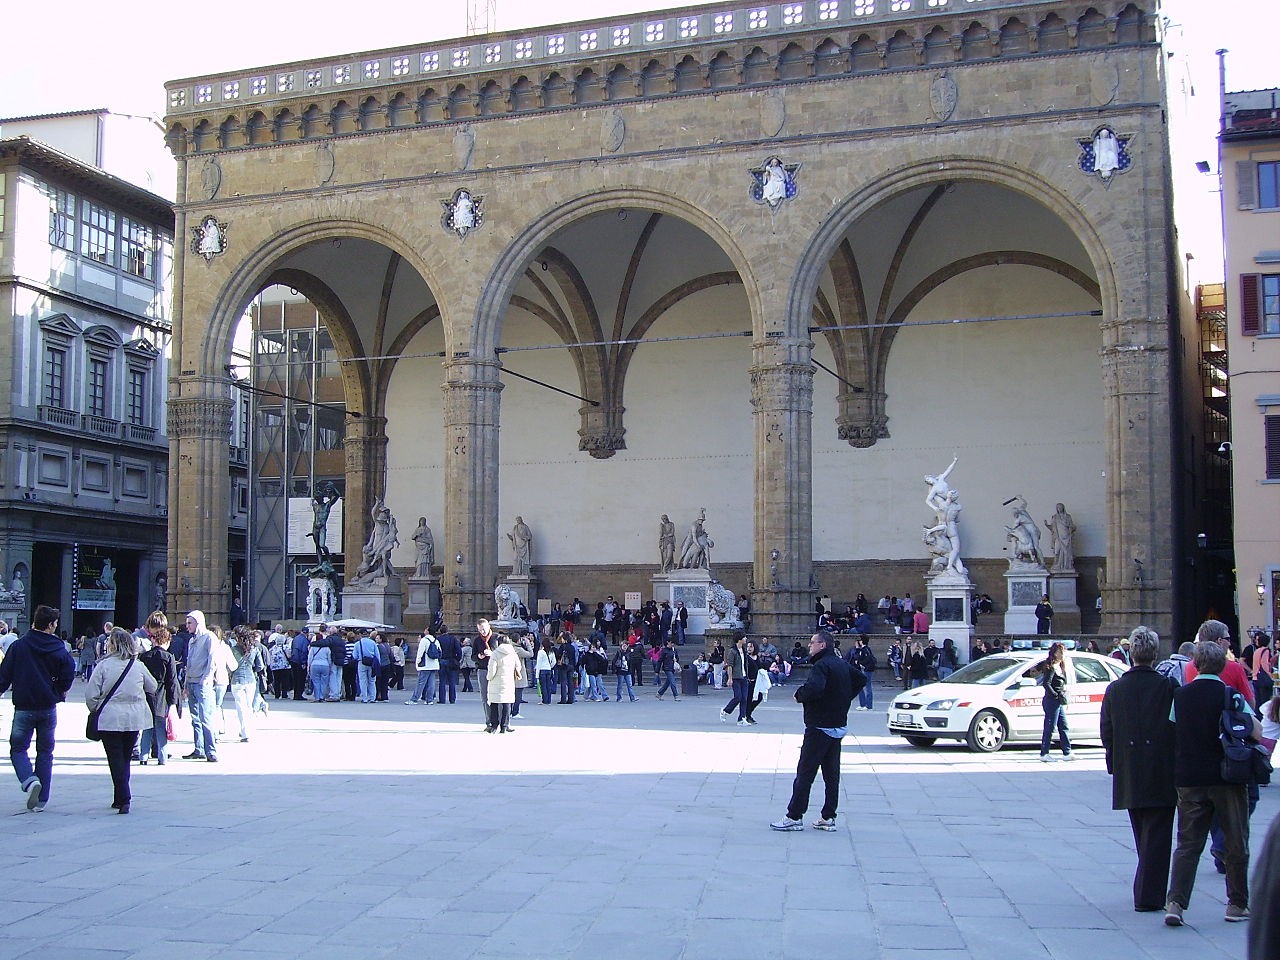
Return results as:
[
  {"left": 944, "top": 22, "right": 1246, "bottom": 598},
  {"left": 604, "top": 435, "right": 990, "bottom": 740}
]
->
[{"left": 182, "top": 610, "right": 221, "bottom": 762}]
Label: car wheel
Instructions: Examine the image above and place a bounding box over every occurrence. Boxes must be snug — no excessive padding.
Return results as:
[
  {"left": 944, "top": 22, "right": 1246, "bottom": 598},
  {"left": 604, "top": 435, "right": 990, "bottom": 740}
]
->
[
  {"left": 904, "top": 735, "right": 937, "bottom": 748},
  {"left": 966, "top": 710, "right": 1007, "bottom": 753}
]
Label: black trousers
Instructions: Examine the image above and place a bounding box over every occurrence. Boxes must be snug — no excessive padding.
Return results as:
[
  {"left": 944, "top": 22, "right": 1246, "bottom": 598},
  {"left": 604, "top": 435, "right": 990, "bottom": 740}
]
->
[
  {"left": 786, "top": 727, "right": 843, "bottom": 821},
  {"left": 100, "top": 730, "right": 139, "bottom": 807},
  {"left": 556, "top": 665, "right": 576, "bottom": 703},
  {"left": 437, "top": 666, "right": 457, "bottom": 703},
  {"left": 343, "top": 663, "right": 358, "bottom": 700},
  {"left": 291, "top": 664, "right": 307, "bottom": 699},
  {"left": 1127, "top": 806, "right": 1175, "bottom": 910}
]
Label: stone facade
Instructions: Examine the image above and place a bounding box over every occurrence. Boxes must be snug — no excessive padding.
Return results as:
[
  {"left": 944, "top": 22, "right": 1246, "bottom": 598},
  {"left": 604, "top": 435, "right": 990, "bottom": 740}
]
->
[{"left": 162, "top": 1, "right": 1187, "bottom": 637}]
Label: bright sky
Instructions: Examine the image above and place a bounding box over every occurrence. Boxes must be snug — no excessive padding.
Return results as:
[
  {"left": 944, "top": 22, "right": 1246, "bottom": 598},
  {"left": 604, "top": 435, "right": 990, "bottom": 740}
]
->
[{"left": 3, "top": 0, "right": 1271, "bottom": 277}]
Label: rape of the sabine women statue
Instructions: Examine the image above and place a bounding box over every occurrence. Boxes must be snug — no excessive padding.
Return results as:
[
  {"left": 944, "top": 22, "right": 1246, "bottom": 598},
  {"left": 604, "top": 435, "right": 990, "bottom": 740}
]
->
[
  {"left": 1003, "top": 495, "right": 1044, "bottom": 568},
  {"left": 922, "top": 457, "right": 966, "bottom": 579},
  {"left": 678, "top": 508, "right": 714, "bottom": 571},
  {"left": 350, "top": 499, "right": 399, "bottom": 585}
]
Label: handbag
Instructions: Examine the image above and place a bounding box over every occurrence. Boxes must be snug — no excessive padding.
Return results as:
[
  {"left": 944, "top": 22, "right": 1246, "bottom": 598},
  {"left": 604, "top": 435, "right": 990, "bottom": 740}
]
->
[{"left": 86, "top": 658, "right": 135, "bottom": 742}]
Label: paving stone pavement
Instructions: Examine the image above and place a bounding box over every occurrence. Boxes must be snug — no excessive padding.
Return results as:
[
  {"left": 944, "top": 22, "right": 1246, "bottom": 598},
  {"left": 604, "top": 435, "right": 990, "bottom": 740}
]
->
[{"left": 0, "top": 678, "right": 1264, "bottom": 959}]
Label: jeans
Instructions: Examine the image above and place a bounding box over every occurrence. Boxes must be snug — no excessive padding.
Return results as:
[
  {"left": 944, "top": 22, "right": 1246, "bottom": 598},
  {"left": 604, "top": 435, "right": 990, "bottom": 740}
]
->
[
  {"left": 309, "top": 662, "right": 331, "bottom": 705},
  {"left": 656, "top": 669, "right": 679, "bottom": 698},
  {"left": 615, "top": 672, "right": 636, "bottom": 701},
  {"left": 588, "top": 675, "right": 608, "bottom": 700},
  {"left": 858, "top": 674, "right": 874, "bottom": 709},
  {"left": 910, "top": 678, "right": 927, "bottom": 688},
  {"left": 556, "top": 665, "right": 576, "bottom": 703},
  {"left": 100, "top": 730, "right": 138, "bottom": 807},
  {"left": 139, "top": 715, "right": 169, "bottom": 764},
  {"left": 187, "top": 680, "right": 218, "bottom": 758},
  {"left": 411, "top": 670, "right": 438, "bottom": 702},
  {"left": 1040, "top": 696, "right": 1071, "bottom": 756},
  {"left": 330, "top": 664, "right": 344, "bottom": 701},
  {"left": 358, "top": 663, "right": 378, "bottom": 702},
  {"left": 212, "top": 683, "right": 227, "bottom": 735},
  {"left": 937, "top": 666, "right": 953, "bottom": 681},
  {"left": 230, "top": 682, "right": 256, "bottom": 739},
  {"left": 724, "top": 678, "right": 750, "bottom": 718},
  {"left": 438, "top": 666, "right": 458, "bottom": 703},
  {"left": 786, "top": 727, "right": 843, "bottom": 821},
  {"left": 9, "top": 708, "right": 55, "bottom": 804},
  {"left": 540, "top": 669, "right": 555, "bottom": 704}
]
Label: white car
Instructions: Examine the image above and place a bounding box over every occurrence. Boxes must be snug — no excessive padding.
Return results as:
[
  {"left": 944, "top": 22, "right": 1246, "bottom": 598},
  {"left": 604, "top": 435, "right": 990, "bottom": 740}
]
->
[{"left": 886, "top": 651, "right": 1128, "bottom": 752}]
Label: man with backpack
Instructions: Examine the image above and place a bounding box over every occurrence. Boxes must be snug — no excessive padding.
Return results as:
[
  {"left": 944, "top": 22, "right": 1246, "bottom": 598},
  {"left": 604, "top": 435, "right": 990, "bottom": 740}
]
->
[
  {"left": 848, "top": 637, "right": 877, "bottom": 711},
  {"left": 1155, "top": 642, "right": 1196, "bottom": 687},
  {"left": 556, "top": 632, "right": 578, "bottom": 704},
  {"left": 407, "top": 629, "right": 440, "bottom": 704}
]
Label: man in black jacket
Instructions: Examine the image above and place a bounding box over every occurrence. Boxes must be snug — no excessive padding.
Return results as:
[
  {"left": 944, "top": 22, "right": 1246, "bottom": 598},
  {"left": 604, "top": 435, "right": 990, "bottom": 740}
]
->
[
  {"left": 1100, "top": 625, "right": 1178, "bottom": 912},
  {"left": 771, "top": 631, "right": 856, "bottom": 832},
  {"left": 1164, "top": 638, "right": 1260, "bottom": 926},
  {"left": 0, "top": 605, "right": 76, "bottom": 812},
  {"left": 435, "top": 627, "right": 462, "bottom": 704}
]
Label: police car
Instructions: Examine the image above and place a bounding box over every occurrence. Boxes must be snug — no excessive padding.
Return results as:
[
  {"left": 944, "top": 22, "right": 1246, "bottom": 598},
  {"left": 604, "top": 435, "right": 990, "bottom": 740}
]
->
[{"left": 886, "top": 651, "right": 1127, "bottom": 752}]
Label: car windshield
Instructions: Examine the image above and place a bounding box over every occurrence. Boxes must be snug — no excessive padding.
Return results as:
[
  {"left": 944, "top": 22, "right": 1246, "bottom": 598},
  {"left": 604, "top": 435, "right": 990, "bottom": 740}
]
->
[{"left": 940, "top": 657, "right": 1024, "bottom": 685}]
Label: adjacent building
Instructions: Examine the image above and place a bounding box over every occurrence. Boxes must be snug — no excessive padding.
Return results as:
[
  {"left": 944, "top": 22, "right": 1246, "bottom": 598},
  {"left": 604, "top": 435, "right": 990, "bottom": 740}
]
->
[{"left": 1220, "top": 84, "right": 1280, "bottom": 636}]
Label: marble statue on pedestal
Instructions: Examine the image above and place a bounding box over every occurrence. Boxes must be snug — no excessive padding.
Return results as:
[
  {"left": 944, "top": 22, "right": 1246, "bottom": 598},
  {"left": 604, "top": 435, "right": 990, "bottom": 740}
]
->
[
  {"left": 706, "top": 580, "right": 741, "bottom": 627},
  {"left": 508, "top": 516, "right": 533, "bottom": 576},
  {"left": 678, "top": 508, "right": 714, "bottom": 571},
  {"left": 350, "top": 499, "right": 399, "bottom": 585},
  {"left": 1044, "top": 502, "right": 1077, "bottom": 572},
  {"left": 1003, "top": 495, "right": 1044, "bottom": 567},
  {"left": 658, "top": 514, "right": 676, "bottom": 573},
  {"left": 923, "top": 458, "right": 966, "bottom": 578},
  {"left": 412, "top": 517, "right": 435, "bottom": 576},
  {"left": 494, "top": 583, "right": 521, "bottom": 623}
]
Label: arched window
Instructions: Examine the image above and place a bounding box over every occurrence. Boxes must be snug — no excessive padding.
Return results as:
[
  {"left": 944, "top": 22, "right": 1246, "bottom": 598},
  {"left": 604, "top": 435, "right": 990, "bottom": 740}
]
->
[
  {"left": 885, "top": 30, "right": 914, "bottom": 69},
  {"left": 511, "top": 77, "right": 539, "bottom": 111},
  {"left": 674, "top": 56, "right": 703, "bottom": 92},
  {"left": 851, "top": 35, "right": 880, "bottom": 73},
  {"left": 924, "top": 27, "right": 952, "bottom": 65},
  {"left": 743, "top": 47, "right": 772, "bottom": 84},
  {"left": 814, "top": 39, "right": 846, "bottom": 76},
  {"left": 606, "top": 65, "right": 635, "bottom": 100},
  {"left": 1077, "top": 8, "right": 1109, "bottom": 48},
  {"left": 961, "top": 23, "right": 992, "bottom": 61},
  {"left": 709, "top": 51, "right": 738, "bottom": 88},
  {"left": 1037, "top": 14, "right": 1069, "bottom": 53},
  {"left": 777, "top": 42, "right": 809, "bottom": 80}
]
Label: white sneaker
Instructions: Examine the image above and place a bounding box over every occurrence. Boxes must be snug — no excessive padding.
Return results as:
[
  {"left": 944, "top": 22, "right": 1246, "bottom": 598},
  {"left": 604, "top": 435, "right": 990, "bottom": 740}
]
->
[
  {"left": 770, "top": 816, "right": 804, "bottom": 831},
  {"left": 24, "top": 779, "right": 41, "bottom": 811},
  {"left": 720, "top": 711, "right": 731, "bottom": 723},
  {"left": 1061, "top": 753, "right": 1075, "bottom": 761},
  {"left": 1039, "top": 754, "right": 1056, "bottom": 763},
  {"left": 737, "top": 718, "right": 749, "bottom": 726},
  {"left": 812, "top": 817, "right": 838, "bottom": 832}
]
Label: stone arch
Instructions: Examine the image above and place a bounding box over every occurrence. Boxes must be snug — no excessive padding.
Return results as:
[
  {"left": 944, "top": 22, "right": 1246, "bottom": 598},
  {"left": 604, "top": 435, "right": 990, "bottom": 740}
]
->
[
  {"left": 331, "top": 101, "right": 356, "bottom": 134},
  {"left": 447, "top": 85, "right": 474, "bottom": 118},
  {"left": 641, "top": 60, "right": 668, "bottom": 96},
  {"left": 192, "top": 119, "right": 214, "bottom": 152},
  {"left": 244, "top": 111, "right": 270, "bottom": 145},
  {"left": 301, "top": 105, "right": 325, "bottom": 137},
  {"left": 674, "top": 55, "right": 703, "bottom": 92},
  {"left": 885, "top": 30, "right": 915, "bottom": 69},
  {"left": 814, "top": 38, "right": 846, "bottom": 76},
  {"left": 575, "top": 68, "right": 604, "bottom": 103},
  {"left": 543, "top": 72, "right": 571, "bottom": 107},
  {"left": 1038, "top": 13, "right": 1070, "bottom": 52},
  {"left": 218, "top": 115, "right": 239, "bottom": 149},
  {"left": 1000, "top": 18, "right": 1031, "bottom": 55},
  {"left": 473, "top": 188, "right": 762, "bottom": 358},
  {"left": 165, "top": 122, "right": 188, "bottom": 156},
  {"left": 511, "top": 76, "right": 539, "bottom": 110},
  {"left": 1077, "top": 8, "right": 1110, "bottom": 48},
  {"left": 273, "top": 108, "right": 298, "bottom": 141},
  {"left": 743, "top": 47, "right": 772, "bottom": 83},
  {"left": 789, "top": 158, "right": 1120, "bottom": 347},
  {"left": 777, "top": 42, "right": 809, "bottom": 80},
  {"left": 419, "top": 88, "right": 445, "bottom": 122},
  {"left": 961, "top": 22, "right": 992, "bottom": 60},
  {"left": 851, "top": 35, "right": 880, "bottom": 73},
  {"left": 387, "top": 93, "right": 412, "bottom": 127},
  {"left": 357, "top": 96, "right": 381, "bottom": 131},
  {"left": 1115, "top": 4, "right": 1146, "bottom": 43},
  {"left": 606, "top": 65, "right": 635, "bottom": 100},
  {"left": 923, "top": 26, "right": 952, "bottom": 65},
  {"left": 709, "top": 51, "right": 737, "bottom": 88},
  {"left": 198, "top": 219, "right": 451, "bottom": 383},
  {"left": 479, "top": 80, "right": 506, "bottom": 115}
]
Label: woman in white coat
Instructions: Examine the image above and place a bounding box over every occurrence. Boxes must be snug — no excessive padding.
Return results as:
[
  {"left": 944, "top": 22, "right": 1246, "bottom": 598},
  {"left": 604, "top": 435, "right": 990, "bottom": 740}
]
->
[
  {"left": 85, "top": 627, "right": 158, "bottom": 813},
  {"left": 485, "top": 636, "right": 523, "bottom": 734}
]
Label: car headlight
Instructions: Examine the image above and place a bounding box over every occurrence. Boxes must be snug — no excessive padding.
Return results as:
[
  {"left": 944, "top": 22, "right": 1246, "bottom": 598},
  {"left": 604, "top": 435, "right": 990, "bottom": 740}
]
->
[{"left": 926, "top": 698, "right": 959, "bottom": 711}]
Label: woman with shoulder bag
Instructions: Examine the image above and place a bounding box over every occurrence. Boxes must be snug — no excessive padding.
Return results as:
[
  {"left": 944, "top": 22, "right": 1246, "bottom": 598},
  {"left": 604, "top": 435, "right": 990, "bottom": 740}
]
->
[
  {"left": 138, "top": 621, "right": 180, "bottom": 765},
  {"left": 1024, "top": 641, "right": 1072, "bottom": 762},
  {"left": 85, "top": 627, "right": 158, "bottom": 813}
]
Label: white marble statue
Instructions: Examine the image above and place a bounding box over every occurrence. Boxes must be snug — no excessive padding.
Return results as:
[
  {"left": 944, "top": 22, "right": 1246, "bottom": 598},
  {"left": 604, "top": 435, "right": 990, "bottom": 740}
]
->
[
  {"left": 1004, "top": 495, "right": 1043, "bottom": 567},
  {"left": 350, "top": 499, "right": 399, "bottom": 585},
  {"left": 412, "top": 517, "right": 435, "bottom": 577},
  {"left": 923, "top": 458, "right": 966, "bottom": 578},
  {"left": 508, "top": 516, "right": 532, "bottom": 576},
  {"left": 707, "top": 580, "right": 741, "bottom": 626},
  {"left": 494, "top": 583, "right": 521, "bottom": 623},
  {"left": 1094, "top": 128, "right": 1120, "bottom": 179},
  {"left": 678, "top": 508, "right": 714, "bottom": 571},
  {"left": 658, "top": 514, "right": 676, "bottom": 573},
  {"left": 1044, "top": 502, "right": 1077, "bottom": 572}
]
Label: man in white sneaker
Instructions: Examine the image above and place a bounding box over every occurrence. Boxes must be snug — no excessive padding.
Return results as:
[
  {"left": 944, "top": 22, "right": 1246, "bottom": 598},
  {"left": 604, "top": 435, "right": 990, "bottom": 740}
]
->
[{"left": 771, "top": 631, "right": 857, "bottom": 833}]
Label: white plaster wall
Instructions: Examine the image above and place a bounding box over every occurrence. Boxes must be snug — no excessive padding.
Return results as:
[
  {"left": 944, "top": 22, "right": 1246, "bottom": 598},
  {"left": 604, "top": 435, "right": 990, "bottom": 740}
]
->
[{"left": 813, "top": 263, "right": 1106, "bottom": 562}]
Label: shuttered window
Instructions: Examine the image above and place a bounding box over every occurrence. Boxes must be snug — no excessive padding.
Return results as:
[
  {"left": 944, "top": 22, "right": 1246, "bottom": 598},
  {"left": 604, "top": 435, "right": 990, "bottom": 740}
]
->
[
  {"left": 1243, "top": 273, "right": 1262, "bottom": 335},
  {"left": 1267, "top": 415, "right": 1280, "bottom": 481}
]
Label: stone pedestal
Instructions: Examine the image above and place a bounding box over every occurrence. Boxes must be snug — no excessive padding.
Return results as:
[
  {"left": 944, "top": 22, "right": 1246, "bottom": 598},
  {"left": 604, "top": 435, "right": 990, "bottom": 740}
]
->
[
  {"left": 651, "top": 569, "right": 714, "bottom": 637},
  {"left": 926, "top": 572, "right": 974, "bottom": 664},
  {"left": 1004, "top": 565, "right": 1049, "bottom": 634},
  {"left": 305, "top": 577, "right": 338, "bottom": 628},
  {"left": 405, "top": 574, "right": 440, "bottom": 617},
  {"left": 0, "top": 601, "right": 26, "bottom": 636},
  {"left": 342, "top": 576, "right": 403, "bottom": 627},
  {"left": 505, "top": 574, "right": 538, "bottom": 617},
  {"left": 1048, "top": 570, "right": 1081, "bottom": 633}
]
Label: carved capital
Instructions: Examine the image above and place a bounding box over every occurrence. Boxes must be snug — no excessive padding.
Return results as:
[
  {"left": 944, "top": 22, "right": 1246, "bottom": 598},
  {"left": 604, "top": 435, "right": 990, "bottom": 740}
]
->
[
  {"left": 749, "top": 362, "right": 814, "bottom": 413},
  {"left": 836, "top": 388, "right": 889, "bottom": 447},
  {"left": 578, "top": 403, "right": 626, "bottom": 458},
  {"left": 167, "top": 397, "right": 232, "bottom": 441}
]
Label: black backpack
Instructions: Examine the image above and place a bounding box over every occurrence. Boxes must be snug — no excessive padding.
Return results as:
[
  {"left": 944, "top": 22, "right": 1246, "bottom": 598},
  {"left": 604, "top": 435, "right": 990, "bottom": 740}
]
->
[{"left": 1220, "top": 686, "right": 1272, "bottom": 785}]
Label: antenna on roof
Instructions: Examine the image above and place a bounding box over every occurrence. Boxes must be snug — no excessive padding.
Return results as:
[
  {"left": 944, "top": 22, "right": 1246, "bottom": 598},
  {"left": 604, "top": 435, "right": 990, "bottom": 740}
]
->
[{"left": 466, "top": 0, "right": 497, "bottom": 36}]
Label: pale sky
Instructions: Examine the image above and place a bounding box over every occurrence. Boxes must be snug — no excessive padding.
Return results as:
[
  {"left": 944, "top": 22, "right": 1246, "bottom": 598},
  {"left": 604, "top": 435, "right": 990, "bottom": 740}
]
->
[{"left": 3, "top": 0, "right": 1271, "bottom": 279}]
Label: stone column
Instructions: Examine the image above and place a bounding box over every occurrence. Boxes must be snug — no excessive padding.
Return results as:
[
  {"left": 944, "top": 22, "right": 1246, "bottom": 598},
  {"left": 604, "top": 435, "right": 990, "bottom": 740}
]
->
[
  {"left": 342, "top": 415, "right": 389, "bottom": 566},
  {"left": 749, "top": 337, "right": 814, "bottom": 638},
  {"left": 440, "top": 358, "right": 502, "bottom": 631},
  {"left": 167, "top": 388, "right": 233, "bottom": 621},
  {"left": 1098, "top": 320, "right": 1173, "bottom": 637}
]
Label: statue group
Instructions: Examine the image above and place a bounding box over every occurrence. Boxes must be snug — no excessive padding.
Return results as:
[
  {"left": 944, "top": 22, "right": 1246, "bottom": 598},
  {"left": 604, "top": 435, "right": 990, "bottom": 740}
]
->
[
  {"left": 922, "top": 457, "right": 966, "bottom": 579},
  {"left": 350, "top": 499, "right": 399, "bottom": 585}
]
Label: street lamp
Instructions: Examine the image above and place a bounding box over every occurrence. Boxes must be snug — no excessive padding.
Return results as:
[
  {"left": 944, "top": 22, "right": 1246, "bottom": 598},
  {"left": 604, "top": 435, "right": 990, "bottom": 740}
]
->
[{"left": 1259, "top": 575, "right": 1267, "bottom": 605}]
